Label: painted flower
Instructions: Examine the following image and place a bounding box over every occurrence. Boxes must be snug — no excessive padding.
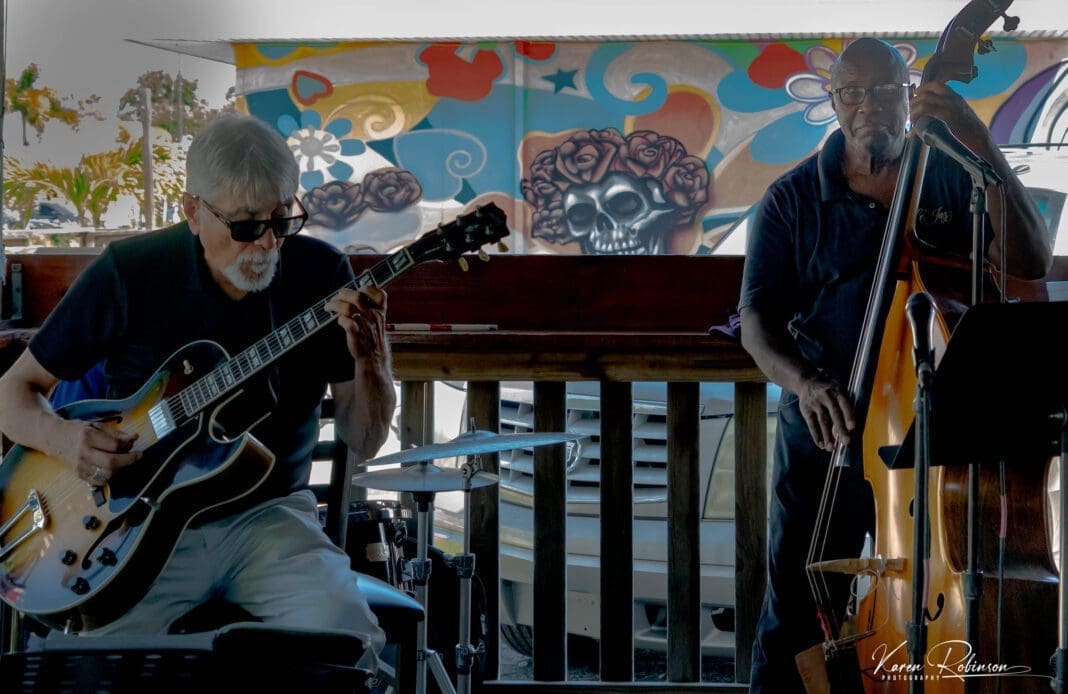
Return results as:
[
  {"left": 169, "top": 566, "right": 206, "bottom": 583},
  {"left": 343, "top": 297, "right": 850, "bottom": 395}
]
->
[
  {"left": 615, "top": 131, "right": 685, "bottom": 179},
  {"left": 555, "top": 128, "right": 626, "bottom": 184},
  {"left": 361, "top": 168, "right": 423, "bottom": 213},
  {"left": 662, "top": 156, "right": 711, "bottom": 221},
  {"left": 277, "top": 110, "right": 367, "bottom": 190},
  {"left": 529, "top": 191, "right": 568, "bottom": 243},
  {"left": 785, "top": 42, "right": 923, "bottom": 126},
  {"left": 521, "top": 177, "right": 563, "bottom": 206},
  {"left": 303, "top": 181, "right": 365, "bottom": 229},
  {"left": 529, "top": 150, "right": 559, "bottom": 185}
]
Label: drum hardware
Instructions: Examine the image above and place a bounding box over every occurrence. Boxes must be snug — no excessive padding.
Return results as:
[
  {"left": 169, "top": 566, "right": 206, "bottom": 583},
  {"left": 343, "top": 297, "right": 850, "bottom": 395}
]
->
[
  {"left": 355, "top": 430, "right": 579, "bottom": 694},
  {"left": 344, "top": 500, "right": 413, "bottom": 592}
]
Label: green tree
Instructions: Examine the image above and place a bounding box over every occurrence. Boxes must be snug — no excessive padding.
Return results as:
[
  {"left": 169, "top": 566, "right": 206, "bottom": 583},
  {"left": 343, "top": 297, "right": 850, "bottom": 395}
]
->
[
  {"left": 118, "top": 71, "right": 234, "bottom": 140},
  {"left": 79, "top": 150, "right": 128, "bottom": 228},
  {"left": 25, "top": 161, "right": 94, "bottom": 226},
  {"left": 112, "top": 125, "right": 187, "bottom": 227},
  {"left": 3, "top": 157, "right": 39, "bottom": 226},
  {"left": 3, "top": 63, "right": 101, "bottom": 146}
]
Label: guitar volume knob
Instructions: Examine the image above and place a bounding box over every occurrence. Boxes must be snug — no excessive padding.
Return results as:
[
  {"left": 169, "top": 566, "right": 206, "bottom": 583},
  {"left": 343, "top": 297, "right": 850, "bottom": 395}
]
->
[
  {"left": 71, "top": 578, "right": 90, "bottom": 595},
  {"left": 60, "top": 550, "right": 77, "bottom": 565},
  {"left": 83, "top": 516, "right": 101, "bottom": 530},
  {"left": 97, "top": 548, "right": 118, "bottom": 566}
]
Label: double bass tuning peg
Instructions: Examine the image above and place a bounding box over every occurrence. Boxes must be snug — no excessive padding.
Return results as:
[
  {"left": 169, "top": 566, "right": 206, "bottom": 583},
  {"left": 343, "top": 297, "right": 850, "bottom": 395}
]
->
[{"left": 1001, "top": 12, "right": 1020, "bottom": 32}]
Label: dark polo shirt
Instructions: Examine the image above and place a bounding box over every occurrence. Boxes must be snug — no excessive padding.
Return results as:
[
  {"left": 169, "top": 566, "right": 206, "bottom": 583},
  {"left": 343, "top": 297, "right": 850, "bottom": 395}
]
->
[
  {"left": 739, "top": 129, "right": 979, "bottom": 385},
  {"left": 30, "top": 223, "right": 356, "bottom": 499}
]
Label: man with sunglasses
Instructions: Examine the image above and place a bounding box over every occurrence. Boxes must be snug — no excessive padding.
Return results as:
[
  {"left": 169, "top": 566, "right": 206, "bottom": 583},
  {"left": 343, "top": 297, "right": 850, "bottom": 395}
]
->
[
  {"left": 0, "top": 114, "right": 393, "bottom": 673},
  {"left": 737, "top": 38, "right": 1049, "bottom": 692}
]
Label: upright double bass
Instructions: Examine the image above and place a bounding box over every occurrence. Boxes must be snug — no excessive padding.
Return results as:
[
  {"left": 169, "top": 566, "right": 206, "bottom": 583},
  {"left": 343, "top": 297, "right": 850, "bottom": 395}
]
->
[{"left": 800, "top": 1, "right": 1058, "bottom": 692}]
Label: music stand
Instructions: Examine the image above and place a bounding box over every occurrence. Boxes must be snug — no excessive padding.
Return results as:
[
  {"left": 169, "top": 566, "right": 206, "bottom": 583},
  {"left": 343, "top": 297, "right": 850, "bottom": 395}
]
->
[
  {"left": 889, "top": 301, "right": 1068, "bottom": 471},
  {"left": 887, "top": 301, "right": 1068, "bottom": 692}
]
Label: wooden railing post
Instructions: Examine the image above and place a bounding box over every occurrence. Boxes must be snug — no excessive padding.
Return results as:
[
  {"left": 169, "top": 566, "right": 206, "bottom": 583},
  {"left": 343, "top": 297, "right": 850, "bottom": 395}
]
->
[
  {"left": 667, "top": 381, "right": 701, "bottom": 682},
  {"left": 599, "top": 379, "right": 633, "bottom": 682},
  {"left": 399, "top": 380, "right": 432, "bottom": 509},
  {"left": 468, "top": 381, "right": 501, "bottom": 679},
  {"left": 733, "top": 382, "right": 767, "bottom": 684},
  {"left": 533, "top": 381, "right": 567, "bottom": 681}
]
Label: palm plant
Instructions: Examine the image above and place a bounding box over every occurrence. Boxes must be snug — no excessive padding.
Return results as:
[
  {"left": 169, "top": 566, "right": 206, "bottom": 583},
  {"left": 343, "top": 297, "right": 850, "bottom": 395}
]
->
[
  {"left": 4, "top": 64, "right": 86, "bottom": 147},
  {"left": 3, "top": 157, "right": 39, "bottom": 226}
]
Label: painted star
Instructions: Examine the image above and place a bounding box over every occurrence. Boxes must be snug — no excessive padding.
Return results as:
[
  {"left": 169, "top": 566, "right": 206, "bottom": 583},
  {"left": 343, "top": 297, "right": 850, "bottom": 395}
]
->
[{"left": 543, "top": 68, "right": 578, "bottom": 94}]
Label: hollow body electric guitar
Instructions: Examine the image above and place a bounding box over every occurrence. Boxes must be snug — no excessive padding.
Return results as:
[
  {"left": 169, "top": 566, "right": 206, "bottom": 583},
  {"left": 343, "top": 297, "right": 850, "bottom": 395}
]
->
[{"left": 0, "top": 203, "right": 508, "bottom": 631}]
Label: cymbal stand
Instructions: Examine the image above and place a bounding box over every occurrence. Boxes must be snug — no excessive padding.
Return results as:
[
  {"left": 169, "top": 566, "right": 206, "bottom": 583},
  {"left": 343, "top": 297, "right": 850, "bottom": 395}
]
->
[
  {"left": 412, "top": 489, "right": 456, "bottom": 694},
  {"left": 453, "top": 455, "right": 486, "bottom": 694}
]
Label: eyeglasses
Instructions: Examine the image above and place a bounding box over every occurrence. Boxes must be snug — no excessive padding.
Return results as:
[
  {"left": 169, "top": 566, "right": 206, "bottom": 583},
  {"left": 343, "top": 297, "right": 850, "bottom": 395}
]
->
[
  {"left": 194, "top": 195, "right": 308, "bottom": 243},
  {"left": 831, "top": 83, "right": 910, "bottom": 107}
]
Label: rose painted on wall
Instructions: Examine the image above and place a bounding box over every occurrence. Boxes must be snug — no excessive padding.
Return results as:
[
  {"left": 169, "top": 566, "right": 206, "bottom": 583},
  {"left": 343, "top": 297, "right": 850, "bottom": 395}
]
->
[
  {"left": 303, "top": 168, "right": 423, "bottom": 230},
  {"left": 303, "top": 181, "right": 365, "bottom": 229},
  {"left": 616, "top": 131, "right": 686, "bottom": 179},
  {"left": 361, "top": 168, "right": 423, "bottom": 213},
  {"left": 554, "top": 129, "right": 626, "bottom": 183},
  {"left": 663, "top": 156, "right": 710, "bottom": 222}
]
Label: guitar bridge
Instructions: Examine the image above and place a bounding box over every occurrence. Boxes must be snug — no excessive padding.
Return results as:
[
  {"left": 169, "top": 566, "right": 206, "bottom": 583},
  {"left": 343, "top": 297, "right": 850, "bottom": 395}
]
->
[
  {"left": 0, "top": 489, "right": 47, "bottom": 561},
  {"left": 148, "top": 402, "right": 177, "bottom": 438}
]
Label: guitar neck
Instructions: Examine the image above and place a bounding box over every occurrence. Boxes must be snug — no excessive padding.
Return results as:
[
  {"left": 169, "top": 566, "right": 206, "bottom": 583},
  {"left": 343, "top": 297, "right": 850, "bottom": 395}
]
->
[{"left": 172, "top": 247, "right": 418, "bottom": 425}]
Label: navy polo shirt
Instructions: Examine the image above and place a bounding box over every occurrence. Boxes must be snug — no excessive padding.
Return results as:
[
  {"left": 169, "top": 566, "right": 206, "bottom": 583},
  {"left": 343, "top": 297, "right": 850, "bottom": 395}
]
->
[
  {"left": 739, "top": 129, "right": 978, "bottom": 385},
  {"left": 31, "top": 223, "right": 357, "bottom": 499}
]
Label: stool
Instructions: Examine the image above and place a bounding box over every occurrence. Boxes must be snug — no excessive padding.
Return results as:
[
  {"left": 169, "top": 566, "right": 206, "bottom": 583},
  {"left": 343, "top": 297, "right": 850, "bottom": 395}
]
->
[
  {"left": 0, "top": 624, "right": 372, "bottom": 693},
  {"left": 356, "top": 573, "right": 425, "bottom": 692}
]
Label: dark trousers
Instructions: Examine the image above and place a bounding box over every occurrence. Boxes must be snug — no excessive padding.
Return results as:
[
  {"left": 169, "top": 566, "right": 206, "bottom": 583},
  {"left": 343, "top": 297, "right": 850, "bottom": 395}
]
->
[{"left": 749, "top": 395, "right": 873, "bottom": 693}]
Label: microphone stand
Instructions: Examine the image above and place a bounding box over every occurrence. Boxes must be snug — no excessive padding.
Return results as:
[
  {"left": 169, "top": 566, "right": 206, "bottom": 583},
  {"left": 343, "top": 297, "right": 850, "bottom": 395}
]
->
[
  {"left": 906, "top": 292, "right": 936, "bottom": 693},
  {"left": 1054, "top": 408, "right": 1068, "bottom": 694},
  {"left": 960, "top": 159, "right": 1000, "bottom": 694}
]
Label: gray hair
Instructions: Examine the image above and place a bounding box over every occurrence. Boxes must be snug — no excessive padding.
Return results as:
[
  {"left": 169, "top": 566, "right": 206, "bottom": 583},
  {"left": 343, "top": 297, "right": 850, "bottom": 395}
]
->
[{"left": 185, "top": 113, "right": 298, "bottom": 207}]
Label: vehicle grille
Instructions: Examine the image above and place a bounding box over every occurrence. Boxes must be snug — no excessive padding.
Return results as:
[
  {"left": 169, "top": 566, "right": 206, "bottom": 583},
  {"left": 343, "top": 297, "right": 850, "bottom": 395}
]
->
[{"left": 496, "top": 394, "right": 670, "bottom": 505}]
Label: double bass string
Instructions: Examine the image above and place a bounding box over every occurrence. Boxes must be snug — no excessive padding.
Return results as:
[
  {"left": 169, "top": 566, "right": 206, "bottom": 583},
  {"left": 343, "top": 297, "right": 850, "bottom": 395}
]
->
[{"left": 807, "top": 441, "right": 850, "bottom": 640}]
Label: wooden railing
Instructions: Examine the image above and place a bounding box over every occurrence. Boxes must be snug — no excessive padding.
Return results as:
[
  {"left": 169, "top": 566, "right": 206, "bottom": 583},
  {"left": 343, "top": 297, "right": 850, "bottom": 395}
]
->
[
  {"left": 2, "top": 251, "right": 1060, "bottom": 691},
  {"left": 357, "top": 255, "right": 766, "bottom": 691}
]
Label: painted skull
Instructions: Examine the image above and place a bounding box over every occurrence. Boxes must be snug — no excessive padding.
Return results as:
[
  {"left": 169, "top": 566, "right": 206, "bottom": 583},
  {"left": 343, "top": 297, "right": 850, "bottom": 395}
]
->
[{"left": 562, "top": 172, "right": 679, "bottom": 255}]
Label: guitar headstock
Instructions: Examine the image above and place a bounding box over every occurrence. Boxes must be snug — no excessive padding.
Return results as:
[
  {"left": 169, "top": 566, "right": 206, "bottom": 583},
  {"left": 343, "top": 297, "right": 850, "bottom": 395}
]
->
[{"left": 408, "top": 203, "right": 510, "bottom": 266}]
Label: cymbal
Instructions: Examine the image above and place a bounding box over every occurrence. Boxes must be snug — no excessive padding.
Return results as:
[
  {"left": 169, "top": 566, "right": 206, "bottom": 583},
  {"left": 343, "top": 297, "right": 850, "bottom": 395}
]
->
[
  {"left": 352, "top": 463, "right": 499, "bottom": 493},
  {"left": 362, "top": 430, "right": 581, "bottom": 467}
]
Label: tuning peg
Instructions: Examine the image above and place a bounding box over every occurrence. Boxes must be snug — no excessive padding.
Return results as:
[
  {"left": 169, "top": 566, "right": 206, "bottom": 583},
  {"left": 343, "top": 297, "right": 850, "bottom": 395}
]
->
[
  {"left": 478, "top": 249, "right": 489, "bottom": 262},
  {"left": 497, "top": 241, "right": 509, "bottom": 253},
  {"left": 458, "top": 257, "right": 469, "bottom": 272},
  {"left": 1001, "top": 12, "right": 1019, "bottom": 31},
  {"left": 976, "top": 37, "right": 994, "bottom": 55}
]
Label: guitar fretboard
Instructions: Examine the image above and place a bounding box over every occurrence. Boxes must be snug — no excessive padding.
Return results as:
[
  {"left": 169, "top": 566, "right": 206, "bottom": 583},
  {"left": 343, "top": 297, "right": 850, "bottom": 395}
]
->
[{"left": 169, "top": 248, "right": 417, "bottom": 426}]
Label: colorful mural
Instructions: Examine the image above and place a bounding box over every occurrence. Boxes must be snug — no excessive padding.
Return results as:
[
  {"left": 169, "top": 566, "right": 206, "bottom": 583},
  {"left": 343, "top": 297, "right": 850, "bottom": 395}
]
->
[{"left": 232, "top": 38, "right": 1068, "bottom": 255}]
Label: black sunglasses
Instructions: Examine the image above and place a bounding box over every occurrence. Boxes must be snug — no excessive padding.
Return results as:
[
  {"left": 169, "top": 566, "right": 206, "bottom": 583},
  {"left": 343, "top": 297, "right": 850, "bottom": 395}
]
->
[{"left": 195, "top": 195, "right": 308, "bottom": 243}]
